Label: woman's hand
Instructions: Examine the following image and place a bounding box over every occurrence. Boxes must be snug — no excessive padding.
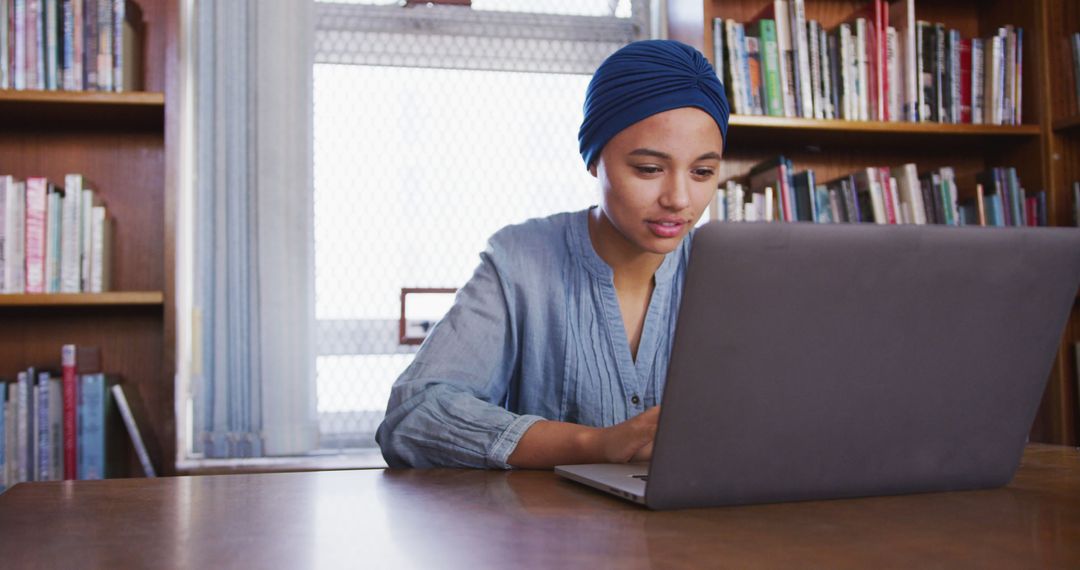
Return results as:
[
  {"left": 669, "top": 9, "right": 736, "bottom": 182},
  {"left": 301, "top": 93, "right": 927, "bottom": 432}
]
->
[
  {"left": 507, "top": 406, "right": 662, "bottom": 469},
  {"left": 592, "top": 406, "right": 660, "bottom": 464}
]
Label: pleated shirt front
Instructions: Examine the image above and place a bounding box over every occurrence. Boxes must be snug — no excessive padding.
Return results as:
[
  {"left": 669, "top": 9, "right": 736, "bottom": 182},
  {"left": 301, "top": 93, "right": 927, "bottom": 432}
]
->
[{"left": 376, "top": 207, "right": 692, "bottom": 468}]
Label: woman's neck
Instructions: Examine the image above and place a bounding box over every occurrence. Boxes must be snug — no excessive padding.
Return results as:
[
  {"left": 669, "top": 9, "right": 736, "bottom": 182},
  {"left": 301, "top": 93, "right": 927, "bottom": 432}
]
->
[{"left": 587, "top": 207, "right": 666, "bottom": 288}]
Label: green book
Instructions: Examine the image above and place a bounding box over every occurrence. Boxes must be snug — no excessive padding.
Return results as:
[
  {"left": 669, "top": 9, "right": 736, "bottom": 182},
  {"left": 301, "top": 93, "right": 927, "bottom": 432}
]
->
[{"left": 748, "top": 19, "right": 784, "bottom": 117}]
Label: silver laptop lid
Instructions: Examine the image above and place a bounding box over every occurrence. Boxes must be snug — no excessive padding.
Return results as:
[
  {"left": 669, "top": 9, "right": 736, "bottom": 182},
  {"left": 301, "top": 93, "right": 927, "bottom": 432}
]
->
[{"left": 646, "top": 223, "right": 1080, "bottom": 510}]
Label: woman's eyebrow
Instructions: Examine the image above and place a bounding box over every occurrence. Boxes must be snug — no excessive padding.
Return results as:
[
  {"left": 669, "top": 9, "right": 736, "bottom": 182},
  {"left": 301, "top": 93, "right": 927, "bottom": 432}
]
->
[{"left": 628, "top": 149, "right": 722, "bottom": 161}]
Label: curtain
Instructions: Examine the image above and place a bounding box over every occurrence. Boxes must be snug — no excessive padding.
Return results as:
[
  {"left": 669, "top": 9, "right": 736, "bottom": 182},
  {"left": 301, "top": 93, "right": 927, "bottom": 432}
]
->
[{"left": 191, "top": 0, "right": 318, "bottom": 458}]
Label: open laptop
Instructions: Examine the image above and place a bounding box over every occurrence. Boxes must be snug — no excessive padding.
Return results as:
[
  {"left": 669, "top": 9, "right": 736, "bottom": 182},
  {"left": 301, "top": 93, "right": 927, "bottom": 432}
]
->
[{"left": 556, "top": 222, "right": 1080, "bottom": 510}]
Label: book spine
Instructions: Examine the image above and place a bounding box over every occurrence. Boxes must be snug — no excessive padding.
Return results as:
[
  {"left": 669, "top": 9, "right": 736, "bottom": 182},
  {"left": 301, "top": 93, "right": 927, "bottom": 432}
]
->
[
  {"left": 97, "top": 0, "right": 111, "bottom": 91},
  {"left": 16, "top": 371, "right": 29, "bottom": 482},
  {"left": 80, "top": 188, "right": 93, "bottom": 292},
  {"left": 0, "top": 178, "right": 6, "bottom": 291},
  {"left": 838, "top": 24, "right": 853, "bottom": 120},
  {"left": 84, "top": 0, "right": 97, "bottom": 89},
  {"left": 48, "top": 379, "right": 63, "bottom": 480},
  {"left": 61, "top": 343, "right": 77, "bottom": 480},
  {"left": 934, "top": 23, "right": 944, "bottom": 123},
  {"left": 712, "top": 18, "right": 724, "bottom": 90},
  {"left": 775, "top": 0, "right": 796, "bottom": 117},
  {"left": 960, "top": 39, "right": 972, "bottom": 123},
  {"left": 60, "top": 174, "right": 81, "bottom": 293},
  {"left": 14, "top": 0, "right": 26, "bottom": 89},
  {"left": 0, "top": 0, "right": 8, "bottom": 88},
  {"left": 26, "top": 0, "right": 37, "bottom": 89},
  {"left": 44, "top": 0, "right": 57, "bottom": 89},
  {"left": 760, "top": 20, "right": 784, "bottom": 117},
  {"left": 1015, "top": 28, "right": 1022, "bottom": 124},
  {"left": 37, "top": 372, "right": 50, "bottom": 480},
  {"left": 112, "top": 0, "right": 123, "bottom": 90},
  {"left": 972, "top": 38, "right": 984, "bottom": 124},
  {"left": 792, "top": 0, "right": 813, "bottom": 118},
  {"left": 90, "top": 205, "right": 108, "bottom": 292},
  {"left": 4, "top": 181, "right": 26, "bottom": 294},
  {"left": 78, "top": 373, "right": 103, "bottom": 479},
  {"left": 111, "top": 384, "right": 155, "bottom": 477},
  {"left": 0, "top": 387, "right": 5, "bottom": 491},
  {"left": 942, "top": 29, "right": 953, "bottom": 123},
  {"left": 44, "top": 190, "right": 61, "bottom": 292},
  {"left": 24, "top": 176, "right": 48, "bottom": 294},
  {"left": 950, "top": 30, "right": 961, "bottom": 124},
  {"left": 918, "top": 21, "right": 931, "bottom": 122},
  {"left": 820, "top": 26, "right": 834, "bottom": 119},
  {"left": 745, "top": 32, "right": 764, "bottom": 115},
  {"left": 808, "top": 20, "right": 823, "bottom": 119},
  {"left": 5, "top": 386, "right": 15, "bottom": 487},
  {"left": 724, "top": 20, "right": 742, "bottom": 114},
  {"left": 61, "top": 0, "right": 72, "bottom": 89},
  {"left": 855, "top": 18, "right": 869, "bottom": 121},
  {"left": 73, "top": 0, "right": 82, "bottom": 89},
  {"left": 887, "top": 26, "right": 900, "bottom": 122}
]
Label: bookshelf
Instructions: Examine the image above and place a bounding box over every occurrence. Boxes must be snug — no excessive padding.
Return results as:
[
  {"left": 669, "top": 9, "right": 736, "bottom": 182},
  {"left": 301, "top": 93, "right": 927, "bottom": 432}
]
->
[
  {"left": 668, "top": 0, "right": 1080, "bottom": 444},
  {"left": 0, "top": 0, "right": 177, "bottom": 476}
]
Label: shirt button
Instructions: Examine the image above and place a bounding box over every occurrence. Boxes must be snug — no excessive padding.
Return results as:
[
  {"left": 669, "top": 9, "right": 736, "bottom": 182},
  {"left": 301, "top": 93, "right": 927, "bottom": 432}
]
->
[{"left": 631, "top": 395, "right": 641, "bottom": 405}]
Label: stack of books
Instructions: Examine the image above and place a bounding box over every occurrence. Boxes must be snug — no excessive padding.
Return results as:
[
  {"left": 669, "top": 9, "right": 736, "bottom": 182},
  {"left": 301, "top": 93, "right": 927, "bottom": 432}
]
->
[
  {"left": 713, "top": 0, "right": 1024, "bottom": 125},
  {"left": 715, "top": 157, "right": 1046, "bottom": 227},
  {"left": 0, "top": 174, "right": 112, "bottom": 294},
  {"left": 0, "top": 0, "right": 143, "bottom": 92},
  {"left": 0, "top": 345, "right": 155, "bottom": 492}
]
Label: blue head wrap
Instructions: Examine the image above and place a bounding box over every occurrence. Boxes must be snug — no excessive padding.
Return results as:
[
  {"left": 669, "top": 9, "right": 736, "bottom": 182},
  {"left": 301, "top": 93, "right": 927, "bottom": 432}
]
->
[{"left": 578, "top": 39, "right": 730, "bottom": 169}]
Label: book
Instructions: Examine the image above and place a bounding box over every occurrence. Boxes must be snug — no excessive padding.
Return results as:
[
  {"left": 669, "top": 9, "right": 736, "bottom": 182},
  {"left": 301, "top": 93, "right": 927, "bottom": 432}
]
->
[
  {"left": 889, "top": 0, "right": 917, "bottom": 121},
  {"left": 0, "top": 176, "right": 7, "bottom": 291},
  {"left": 45, "top": 189, "right": 62, "bottom": 293},
  {"left": 78, "top": 373, "right": 126, "bottom": 480},
  {"left": 25, "top": 177, "right": 50, "bottom": 294},
  {"left": 111, "top": 384, "right": 157, "bottom": 477},
  {"left": 754, "top": 1, "right": 796, "bottom": 117},
  {"left": 90, "top": 206, "right": 111, "bottom": 292},
  {"left": 0, "top": 0, "right": 8, "bottom": 88},
  {"left": 0, "top": 386, "right": 6, "bottom": 491},
  {"left": 4, "top": 180, "right": 26, "bottom": 293},
  {"left": 63, "top": 345, "right": 101, "bottom": 480},
  {"left": 61, "top": 174, "right": 83, "bottom": 293},
  {"left": 747, "top": 19, "right": 783, "bottom": 117},
  {"left": 790, "top": 0, "right": 813, "bottom": 118}
]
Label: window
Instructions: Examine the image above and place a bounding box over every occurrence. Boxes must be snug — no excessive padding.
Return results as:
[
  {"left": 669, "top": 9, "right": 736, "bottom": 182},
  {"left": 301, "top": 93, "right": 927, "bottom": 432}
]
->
[{"left": 312, "top": 0, "right": 648, "bottom": 449}]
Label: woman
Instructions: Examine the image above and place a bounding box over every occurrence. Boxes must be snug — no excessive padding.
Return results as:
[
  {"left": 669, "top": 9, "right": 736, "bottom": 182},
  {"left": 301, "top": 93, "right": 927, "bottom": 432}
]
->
[{"left": 375, "top": 39, "right": 730, "bottom": 469}]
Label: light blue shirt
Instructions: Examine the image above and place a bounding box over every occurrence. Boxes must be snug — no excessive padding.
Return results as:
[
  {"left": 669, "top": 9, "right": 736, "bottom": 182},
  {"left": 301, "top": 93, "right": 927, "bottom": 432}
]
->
[{"left": 375, "top": 207, "right": 692, "bottom": 468}]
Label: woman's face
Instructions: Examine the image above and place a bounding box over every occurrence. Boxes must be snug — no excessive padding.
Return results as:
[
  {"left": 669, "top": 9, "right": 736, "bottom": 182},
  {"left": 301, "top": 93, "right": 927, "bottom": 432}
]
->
[{"left": 590, "top": 106, "right": 723, "bottom": 258}]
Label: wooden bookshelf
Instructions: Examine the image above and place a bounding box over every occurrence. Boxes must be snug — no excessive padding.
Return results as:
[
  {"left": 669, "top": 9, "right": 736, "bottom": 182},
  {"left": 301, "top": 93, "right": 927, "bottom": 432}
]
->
[
  {"left": 0, "top": 292, "right": 165, "bottom": 307},
  {"left": 669, "top": 0, "right": 1079, "bottom": 445},
  {"left": 0, "top": 90, "right": 166, "bottom": 130},
  {"left": 0, "top": 0, "right": 177, "bottom": 476}
]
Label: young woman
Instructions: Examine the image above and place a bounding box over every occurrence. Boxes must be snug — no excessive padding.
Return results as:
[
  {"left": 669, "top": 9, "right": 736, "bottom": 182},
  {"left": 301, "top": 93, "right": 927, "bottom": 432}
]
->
[{"left": 375, "top": 40, "right": 730, "bottom": 469}]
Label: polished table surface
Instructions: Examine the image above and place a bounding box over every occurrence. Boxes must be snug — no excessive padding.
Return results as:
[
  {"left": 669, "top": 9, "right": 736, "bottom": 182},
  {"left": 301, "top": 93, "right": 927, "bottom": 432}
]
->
[{"left": 1, "top": 444, "right": 1078, "bottom": 569}]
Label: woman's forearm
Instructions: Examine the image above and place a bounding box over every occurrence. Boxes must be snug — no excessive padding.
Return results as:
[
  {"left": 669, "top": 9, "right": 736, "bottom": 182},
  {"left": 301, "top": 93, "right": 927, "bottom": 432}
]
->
[{"left": 506, "top": 420, "right": 603, "bottom": 469}]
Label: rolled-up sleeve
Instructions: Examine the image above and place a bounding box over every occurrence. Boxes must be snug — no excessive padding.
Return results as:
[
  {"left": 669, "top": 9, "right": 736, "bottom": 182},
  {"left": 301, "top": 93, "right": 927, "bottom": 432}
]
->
[{"left": 375, "top": 239, "right": 545, "bottom": 469}]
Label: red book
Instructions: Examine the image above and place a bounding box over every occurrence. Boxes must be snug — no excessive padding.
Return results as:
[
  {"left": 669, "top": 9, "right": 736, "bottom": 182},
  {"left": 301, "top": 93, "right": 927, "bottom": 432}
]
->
[
  {"left": 960, "top": 39, "right": 972, "bottom": 123},
  {"left": 879, "top": 167, "right": 896, "bottom": 224},
  {"left": 1026, "top": 197, "right": 1038, "bottom": 226},
  {"left": 25, "top": 177, "right": 49, "bottom": 294},
  {"left": 62, "top": 344, "right": 101, "bottom": 480}
]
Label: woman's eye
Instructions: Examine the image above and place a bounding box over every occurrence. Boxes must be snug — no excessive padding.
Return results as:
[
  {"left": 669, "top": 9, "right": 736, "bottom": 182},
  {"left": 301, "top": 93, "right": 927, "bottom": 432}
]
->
[
  {"left": 693, "top": 168, "right": 716, "bottom": 177},
  {"left": 635, "top": 165, "right": 662, "bottom": 174}
]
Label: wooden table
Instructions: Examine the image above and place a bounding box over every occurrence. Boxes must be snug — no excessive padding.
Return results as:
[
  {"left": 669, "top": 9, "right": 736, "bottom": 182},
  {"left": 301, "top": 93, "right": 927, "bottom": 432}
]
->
[{"left": 1, "top": 444, "right": 1078, "bottom": 569}]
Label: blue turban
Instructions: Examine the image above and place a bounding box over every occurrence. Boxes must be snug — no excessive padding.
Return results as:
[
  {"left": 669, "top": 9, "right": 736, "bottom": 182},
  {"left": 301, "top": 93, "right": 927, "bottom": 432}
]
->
[{"left": 578, "top": 39, "right": 730, "bottom": 169}]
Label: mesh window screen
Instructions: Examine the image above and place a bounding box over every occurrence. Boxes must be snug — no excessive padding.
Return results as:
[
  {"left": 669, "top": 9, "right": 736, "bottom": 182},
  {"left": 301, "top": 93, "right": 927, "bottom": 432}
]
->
[{"left": 313, "top": 1, "right": 647, "bottom": 451}]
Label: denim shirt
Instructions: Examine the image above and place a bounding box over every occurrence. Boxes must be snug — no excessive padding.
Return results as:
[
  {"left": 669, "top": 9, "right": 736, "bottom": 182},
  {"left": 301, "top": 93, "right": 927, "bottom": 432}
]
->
[{"left": 375, "top": 207, "right": 692, "bottom": 468}]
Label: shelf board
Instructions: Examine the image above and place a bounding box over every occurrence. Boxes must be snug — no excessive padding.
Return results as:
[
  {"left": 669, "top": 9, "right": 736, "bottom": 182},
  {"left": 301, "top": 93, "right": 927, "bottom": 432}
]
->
[
  {"left": 0, "top": 90, "right": 165, "bottom": 130},
  {"left": 0, "top": 292, "right": 164, "bottom": 307},
  {"left": 1052, "top": 115, "right": 1080, "bottom": 132},
  {"left": 728, "top": 115, "right": 1041, "bottom": 149}
]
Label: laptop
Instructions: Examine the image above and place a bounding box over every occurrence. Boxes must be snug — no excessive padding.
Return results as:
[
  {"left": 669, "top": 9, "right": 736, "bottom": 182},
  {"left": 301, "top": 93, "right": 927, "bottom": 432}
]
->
[{"left": 556, "top": 222, "right": 1080, "bottom": 510}]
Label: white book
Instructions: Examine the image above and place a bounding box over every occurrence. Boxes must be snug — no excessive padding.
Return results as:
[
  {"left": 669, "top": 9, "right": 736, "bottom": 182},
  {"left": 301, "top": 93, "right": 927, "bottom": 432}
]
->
[
  {"left": 44, "top": 190, "right": 62, "bottom": 293},
  {"left": 0, "top": 0, "right": 8, "bottom": 88},
  {"left": 764, "top": 187, "right": 775, "bottom": 222},
  {"left": 80, "top": 188, "right": 95, "bottom": 292},
  {"left": 725, "top": 20, "right": 744, "bottom": 114},
  {"left": 60, "top": 174, "right": 83, "bottom": 293},
  {"left": 819, "top": 26, "right": 834, "bottom": 120},
  {"left": 90, "top": 206, "right": 111, "bottom": 293},
  {"left": 887, "top": 27, "right": 901, "bottom": 122},
  {"left": 898, "top": 163, "right": 926, "bottom": 225},
  {"left": 773, "top": 0, "right": 796, "bottom": 117},
  {"left": 111, "top": 384, "right": 157, "bottom": 477},
  {"left": 712, "top": 18, "right": 724, "bottom": 88},
  {"left": 16, "top": 372, "right": 30, "bottom": 483},
  {"left": 24, "top": 177, "right": 49, "bottom": 294},
  {"left": 855, "top": 18, "right": 870, "bottom": 121},
  {"left": 714, "top": 189, "right": 727, "bottom": 222},
  {"left": 839, "top": 24, "right": 854, "bottom": 120},
  {"left": 0, "top": 176, "right": 7, "bottom": 291},
  {"left": 889, "top": 0, "right": 917, "bottom": 122},
  {"left": 808, "top": 20, "right": 823, "bottom": 119},
  {"left": 791, "top": 0, "right": 814, "bottom": 118},
  {"left": 4, "top": 181, "right": 26, "bottom": 294}
]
